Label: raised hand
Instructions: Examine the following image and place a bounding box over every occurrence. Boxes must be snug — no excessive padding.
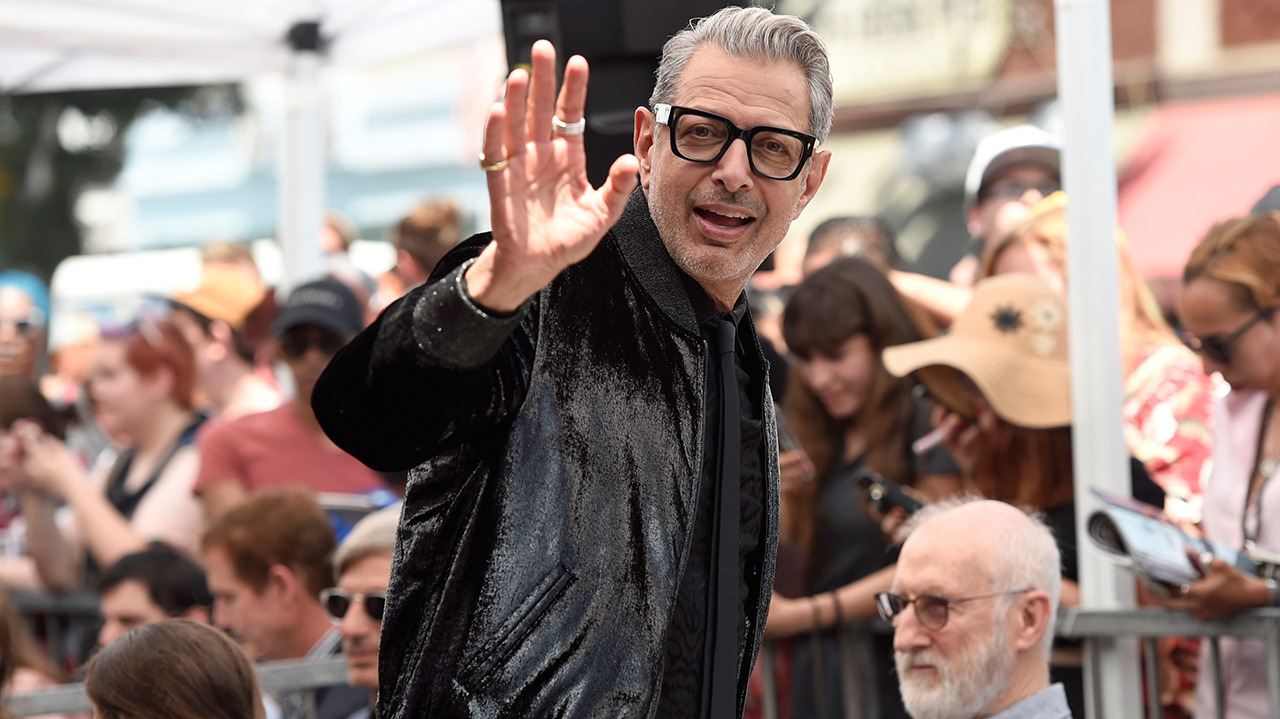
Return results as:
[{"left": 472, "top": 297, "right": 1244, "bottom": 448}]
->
[
  {"left": 11, "top": 420, "right": 80, "bottom": 500},
  {"left": 464, "top": 40, "right": 641, "bottom": 313}
]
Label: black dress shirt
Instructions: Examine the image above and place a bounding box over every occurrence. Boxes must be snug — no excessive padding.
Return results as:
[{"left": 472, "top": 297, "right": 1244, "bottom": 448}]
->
[{"left": 656, "top": 278, "right": 766, "bottom": 719}]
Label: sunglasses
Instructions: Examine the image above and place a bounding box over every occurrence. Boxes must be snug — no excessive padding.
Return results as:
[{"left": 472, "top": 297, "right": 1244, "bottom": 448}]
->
[
  {"left": 319, "top": 588, "right": 386, "bottom": 624},
  {"left": 983, "top": 177, "right": 1060, "bottom": 203},
  {"left": 1178, "top": 307, "right": 1275, "bottom": 366},
  {"left": 875, "top": 588, "right": 1031, "bottom": 632},
  {"left": 279, "top": 328, "right": 347, "bottom": 360},
  {"left": 0, "top": 307, "right": 45, "bottom": 339}
]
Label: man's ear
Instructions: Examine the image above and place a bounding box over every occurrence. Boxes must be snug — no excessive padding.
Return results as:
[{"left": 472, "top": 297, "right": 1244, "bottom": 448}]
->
[
  {"left": 634, "top": 106, "right": 656, "bottom": 192},
  {"left": 265, "top": 564, "right": 303, "bottom": 603},
  {"left": 792, "top": 148, "right": 832, "bottom": 220},
  {"left": 966, "top": 204, "right": 986, "bottom": 239},
  {"left": 1010, "top": 590, "right": 1052, "bottom": 652},
  {"left": 181, "top": 605, "right": 212, "bottom": 625},
  {"left": 207, "top": 320, "right": 234, "bottom": 362}
]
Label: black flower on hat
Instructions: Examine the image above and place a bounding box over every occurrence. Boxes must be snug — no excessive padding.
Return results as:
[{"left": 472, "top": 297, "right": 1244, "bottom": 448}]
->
[{"left": 991, "top": 305, "right": 1023, "bottom": 334}]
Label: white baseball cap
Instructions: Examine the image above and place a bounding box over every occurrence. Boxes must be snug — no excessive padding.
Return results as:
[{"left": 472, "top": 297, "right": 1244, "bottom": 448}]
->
[{"left": 963, "top": 125, "right": 1061, "bottom": 213}]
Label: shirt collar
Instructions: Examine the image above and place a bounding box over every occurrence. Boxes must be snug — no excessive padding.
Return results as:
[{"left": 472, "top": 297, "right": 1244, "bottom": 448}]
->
[
  {"left": 680, "top": 271, "right": 747, "bottom": 331},
  {"left": 988, "top": 683, "right": 1072, "bottom": 719}
]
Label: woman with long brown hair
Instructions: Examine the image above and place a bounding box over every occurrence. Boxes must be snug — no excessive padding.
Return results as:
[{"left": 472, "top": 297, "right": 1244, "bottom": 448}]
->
[
  {"left": 764, "top": 257, "right": 959, "bottom": 719},
  {"left": 85, "top": 618, "right": 264, "bottom": 719}
]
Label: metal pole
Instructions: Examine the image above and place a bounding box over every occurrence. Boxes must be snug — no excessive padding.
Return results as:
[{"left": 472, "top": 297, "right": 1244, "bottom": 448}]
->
[
  {"left": 1208, "top": 637, "right": 1225, "bottom": 719},
  {"left": 1052, "top": 0, "right": 1143, "bottom": 717},
  {"left": 1266, "top": 631, "right": 1280, "bottom": 718},
  {"left": 278, "top": 18, "right": 327, "bottom": 295},
  {"left": 1141, "top": 638, "right": 1161, "bottom": 719}
]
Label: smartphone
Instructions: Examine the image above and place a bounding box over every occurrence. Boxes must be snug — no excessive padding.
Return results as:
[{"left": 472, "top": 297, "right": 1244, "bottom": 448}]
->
[{"left": 855, "top": 469, "right": 923, "bottom": 516}]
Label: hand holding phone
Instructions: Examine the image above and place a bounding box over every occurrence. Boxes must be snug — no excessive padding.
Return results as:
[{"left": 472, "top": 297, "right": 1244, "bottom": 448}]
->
[{"left": 855, "top": 469, "right": 923, "bottom": 517}]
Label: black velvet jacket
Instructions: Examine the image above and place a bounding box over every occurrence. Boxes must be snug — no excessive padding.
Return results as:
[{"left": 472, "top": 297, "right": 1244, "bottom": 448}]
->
[{"left": 313, "top": 191, "right": 779, "bottom": 718}]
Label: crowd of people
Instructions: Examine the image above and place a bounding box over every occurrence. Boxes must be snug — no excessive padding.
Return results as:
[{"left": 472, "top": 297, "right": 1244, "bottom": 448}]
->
[
  {"left": 0, "top": 198, "right": 456, "bottom": 718},
  {"left": 0, "top": 6, "right": 1277, "bottom": 719}
]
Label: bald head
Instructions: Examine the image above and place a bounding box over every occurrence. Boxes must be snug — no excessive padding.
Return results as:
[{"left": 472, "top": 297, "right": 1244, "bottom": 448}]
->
[{"left": 902, "top": 499, "right": 1061, "bottom": 624}]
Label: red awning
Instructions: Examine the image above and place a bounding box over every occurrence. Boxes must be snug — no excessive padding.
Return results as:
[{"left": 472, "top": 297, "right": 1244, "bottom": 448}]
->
[{"left": 1117, "top": 93, "right": 1280, "bottom": 283}]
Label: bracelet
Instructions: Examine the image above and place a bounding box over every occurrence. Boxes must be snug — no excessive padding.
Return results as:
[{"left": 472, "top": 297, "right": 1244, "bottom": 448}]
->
[
  {"left": 1266, "top": 577, "right": 1280, "bottom": 606},
  {"left": 810, "top": 596, "right": 824, "bottom": 631},
  {"left": 829, "top": 591, "right": 843, "bottom": 627}
]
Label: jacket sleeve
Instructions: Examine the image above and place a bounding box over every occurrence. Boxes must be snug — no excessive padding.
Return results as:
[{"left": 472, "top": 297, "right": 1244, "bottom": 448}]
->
[{"left": 312, "top": 235, "right": 536, "bottom": 472}]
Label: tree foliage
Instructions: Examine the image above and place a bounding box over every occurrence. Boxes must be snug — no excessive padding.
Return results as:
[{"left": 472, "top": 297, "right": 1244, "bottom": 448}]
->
[{"left": 0, "top": 85, "right": 241, "bottom": 283}]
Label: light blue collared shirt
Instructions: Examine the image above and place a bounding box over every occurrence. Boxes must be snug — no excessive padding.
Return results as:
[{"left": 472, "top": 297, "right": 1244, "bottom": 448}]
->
[{"left": 988, "top": 683, "right": 1073, "bottom": 719}]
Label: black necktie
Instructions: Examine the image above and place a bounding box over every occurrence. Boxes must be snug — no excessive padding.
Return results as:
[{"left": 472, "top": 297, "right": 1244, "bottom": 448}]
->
[{"left": 707, "top": 317, "right": 740, "bottom": 719}]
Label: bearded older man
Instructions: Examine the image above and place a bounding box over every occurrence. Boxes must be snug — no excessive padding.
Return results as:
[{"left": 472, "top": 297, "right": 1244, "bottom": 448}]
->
[{"left": 877, "top": 499, "right": 1071, "bottom": 719}]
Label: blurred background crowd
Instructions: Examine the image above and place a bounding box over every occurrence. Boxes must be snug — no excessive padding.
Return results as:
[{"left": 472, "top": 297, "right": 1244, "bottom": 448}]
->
[{"left": 2, "top": 1, "right": 1280, "bottom": 719}]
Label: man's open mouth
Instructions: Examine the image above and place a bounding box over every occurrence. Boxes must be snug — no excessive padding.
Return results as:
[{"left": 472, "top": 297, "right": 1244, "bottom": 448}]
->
[{"left": 695, "top": 207, "right": 755, "bottom": 229}]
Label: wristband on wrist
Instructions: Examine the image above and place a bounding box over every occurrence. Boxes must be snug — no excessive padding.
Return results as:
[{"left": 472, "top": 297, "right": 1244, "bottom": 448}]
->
[
  {"left": 1265, "top": 577, "right": 1280, "bottom": 606},
  {"left": 830, "top": 591, "right": 843, "bottom": 627},
  {"left": 810, "top": 596, "right": 824, "bottom": 631}
]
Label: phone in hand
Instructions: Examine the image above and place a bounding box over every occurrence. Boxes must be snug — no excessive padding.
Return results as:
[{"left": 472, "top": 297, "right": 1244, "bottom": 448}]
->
[{"left": 855, "top": 469, "right": 923, "bottom": 517}]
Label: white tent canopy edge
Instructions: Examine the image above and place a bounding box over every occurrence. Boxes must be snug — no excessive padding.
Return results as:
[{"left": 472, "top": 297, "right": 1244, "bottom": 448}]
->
[{"left": 0, "top": 0, "right": 502, "bottom": 292}]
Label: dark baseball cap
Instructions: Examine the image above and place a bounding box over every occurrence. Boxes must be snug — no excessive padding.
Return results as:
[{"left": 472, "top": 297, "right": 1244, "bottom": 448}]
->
[{"left": 272, "top": 280, "right": 363, "bottom": 338}]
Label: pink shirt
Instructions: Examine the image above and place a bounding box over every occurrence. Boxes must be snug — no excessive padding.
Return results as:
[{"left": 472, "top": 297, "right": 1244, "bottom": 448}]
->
[
  {"left": 1197, "top": 388, "right": 1279, "bottom": 719},
  {"left": 195, "top": 405, "right": 387, "bottom": 496}
]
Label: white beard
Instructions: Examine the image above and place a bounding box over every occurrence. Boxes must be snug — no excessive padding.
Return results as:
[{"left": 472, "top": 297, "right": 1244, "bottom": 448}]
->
[{"left": 894, "top": 620, "right": 1015, "bottom": 719}]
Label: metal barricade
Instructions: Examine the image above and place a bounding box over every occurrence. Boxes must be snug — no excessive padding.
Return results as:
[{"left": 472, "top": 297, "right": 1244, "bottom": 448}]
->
[
  {"left": 8, "top": 656, "right": 351, "bottom": 717},
  {"left": 12, "top": 607, "right": 1280, "bottom": 717},
  {"left": 1058, "top": 607, "right": 1280, "bottom": 719},
  {"left": 11, "top": 589, "right": 102, "bottom": 668},
  {"left": 754, "top": 608, "right": 1280, "bottom": 719}
]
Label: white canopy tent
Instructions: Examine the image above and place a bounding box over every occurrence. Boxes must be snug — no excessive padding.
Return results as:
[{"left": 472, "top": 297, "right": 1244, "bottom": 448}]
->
[{"left": 0, "top": 0, "right": 502, "bottom": 291}]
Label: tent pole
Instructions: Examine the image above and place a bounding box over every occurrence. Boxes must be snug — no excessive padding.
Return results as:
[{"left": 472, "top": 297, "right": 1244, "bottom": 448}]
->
[
  {"left": 1054, "top": 0, "right": 1144, "bottom": 717},
  {"left": 278, "top": 20, "right": 326, "bottom": 295}
]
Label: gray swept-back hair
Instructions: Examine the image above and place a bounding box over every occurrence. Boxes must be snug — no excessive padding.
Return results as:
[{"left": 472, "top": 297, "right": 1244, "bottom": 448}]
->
[
  {"left": 904, "top": 496, "right": 1063, "bottom": 660},
  {"left": 650, "top": 6, "right": 834, "bottom": 143}
]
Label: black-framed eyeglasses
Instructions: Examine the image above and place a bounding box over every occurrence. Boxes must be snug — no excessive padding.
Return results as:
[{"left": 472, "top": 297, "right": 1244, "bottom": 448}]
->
[
  {"left": 1178, "top": 307, "right": 1276, "bottom": 366},
  {"left": 279, "top": 327, "right": 347, "bottom": 360},
  {"left": 875, "top": 588, "right": 1032, "bottom": 631},
  {"left": 653, "top": 103, "right": 817, "bottom": 181},
  {"left": 320, "top": 588, "right": 386, "bottom": 624}
]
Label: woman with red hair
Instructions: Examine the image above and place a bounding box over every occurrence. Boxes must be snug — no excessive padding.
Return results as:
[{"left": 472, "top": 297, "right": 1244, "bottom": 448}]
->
[{"left": 12, "top": 319, "right": 207, "bottom": 575}]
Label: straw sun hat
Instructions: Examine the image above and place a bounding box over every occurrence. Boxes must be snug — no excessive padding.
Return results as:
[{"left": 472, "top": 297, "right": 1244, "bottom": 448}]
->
[{"left": 882, "top": 274, "right": 1072, "bottom": 429}]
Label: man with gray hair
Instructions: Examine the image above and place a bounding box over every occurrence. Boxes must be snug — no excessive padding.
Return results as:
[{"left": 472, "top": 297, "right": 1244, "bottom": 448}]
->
[
  {"left": 877, "top": 499, "right": 1070, "bottom": 719},
  {"left": 313, "top": 6, "right": 831, "bottom": 718},
  {"left": 322, "top": 505, "right": 400, "bottom": 718}
]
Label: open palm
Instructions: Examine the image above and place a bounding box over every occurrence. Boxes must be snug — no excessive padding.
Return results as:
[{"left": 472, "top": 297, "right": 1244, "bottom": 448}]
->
[{"left": 466, "top": 40, "right": 640, "bottom": 312}]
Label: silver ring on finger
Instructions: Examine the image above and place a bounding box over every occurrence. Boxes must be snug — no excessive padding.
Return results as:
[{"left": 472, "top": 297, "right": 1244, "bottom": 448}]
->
[
  {"left": 552, "top": 116, "right": 586, "bottom": 136},
  {"left": 1179, "top": 584, "right": 1191, "bottom": 598}
]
